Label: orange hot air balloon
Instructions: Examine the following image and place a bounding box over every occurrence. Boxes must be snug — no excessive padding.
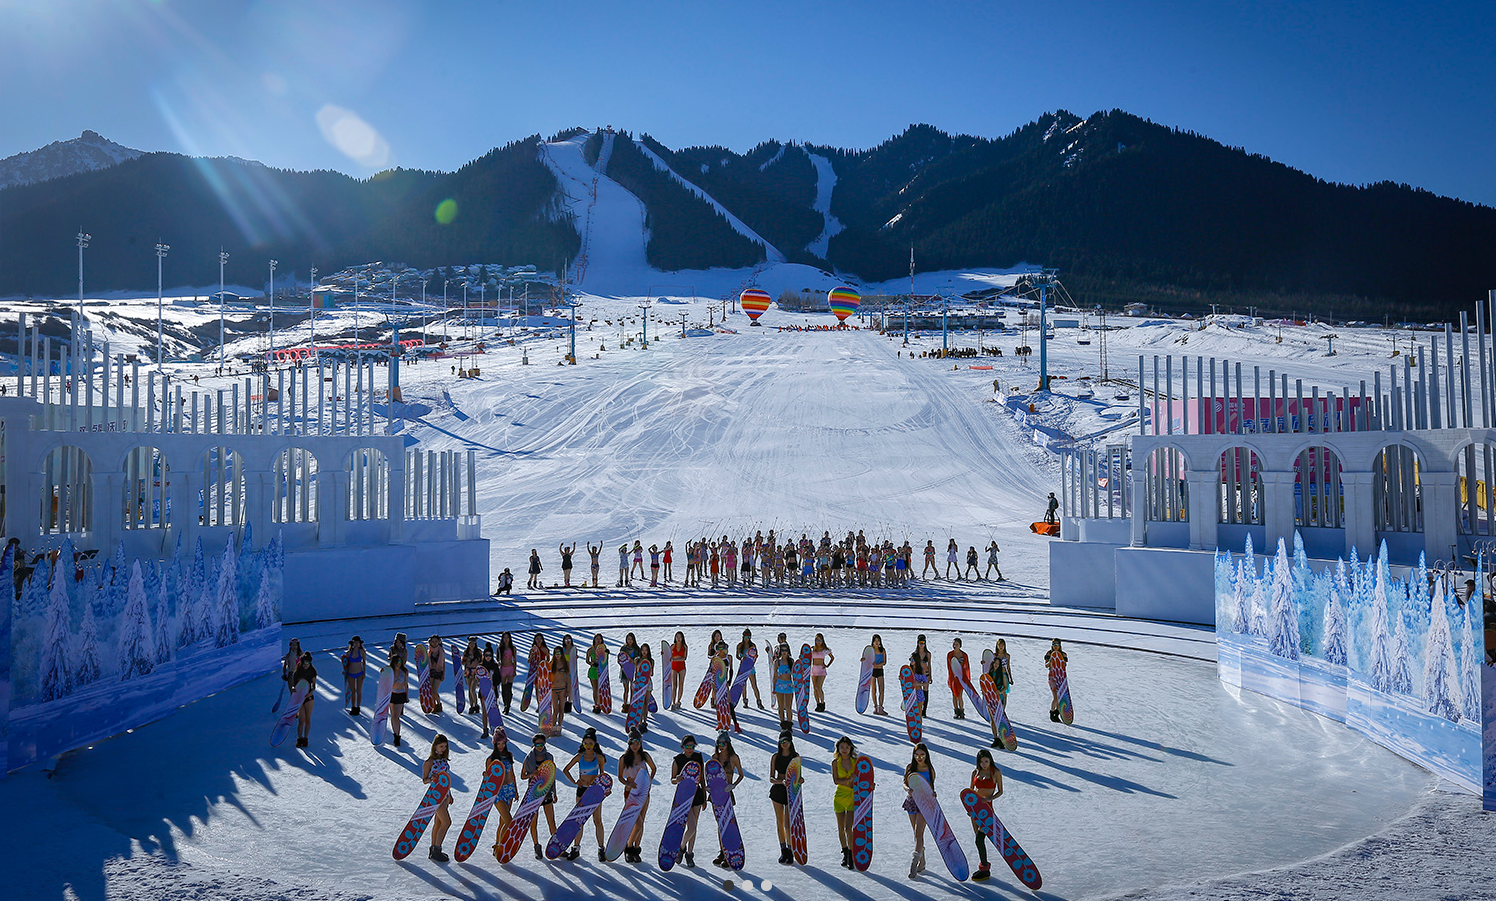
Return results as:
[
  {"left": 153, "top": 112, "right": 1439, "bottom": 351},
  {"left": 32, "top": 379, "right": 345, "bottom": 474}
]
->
[
  {"left": 740, "top": 288, "right": 771, "bottom": 325},
  {"left": 828, "top": 286, "right": 860, "bottom": 322}
]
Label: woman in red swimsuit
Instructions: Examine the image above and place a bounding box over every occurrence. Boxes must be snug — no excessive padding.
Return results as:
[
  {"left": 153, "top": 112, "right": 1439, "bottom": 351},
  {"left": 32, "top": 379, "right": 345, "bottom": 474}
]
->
[
  {"left": 968, "top": 748, "right": 1004, "bottom": 880},
  {"left": 669, "top": 631, "right": 688, "bottom": 709}
]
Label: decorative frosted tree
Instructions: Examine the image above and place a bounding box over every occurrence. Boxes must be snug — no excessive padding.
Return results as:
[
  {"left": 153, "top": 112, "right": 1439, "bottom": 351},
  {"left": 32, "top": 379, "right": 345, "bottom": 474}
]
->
[
  {"left": 1390, "top": 601, "right": 1414, "bottom": 695},
  {"left": 1459, "top": 599, "right": 1482, "bottom": 721},
  {"left": 1365, "top": 545, "right": 1394, "bottom": 691},
  {"left": 38, "top": 565, "right": 73, "bottom": 701},
  {"left": 152, "top": 561, "right": 174, "bottom": 665},
  {"left": 214, "top": 540, "right": 240, "bottom": 648},
  {"left": 1423, "top": 577, "right": 1464, "bottom": 722},
  {"left": 1322, "top": 560, "right": 1349, "bottom": 666},
  {"left": 253, "top": 567, "right": 277, "bottom": 630},
  {"left": 74, "top": 601, "right": 103, "bottom": 687},
  {"left": 196, "top": 561, "right": 219, "bottom": 648},
  {"left": 1292, "top": 532, "right": 1316, "bottom": 654},
  {"left": 1267, "top": 539, "right": 1300, "bottom": 660},
  {"left": 117, "top": 561, "right": 156, "bottom": 680}
]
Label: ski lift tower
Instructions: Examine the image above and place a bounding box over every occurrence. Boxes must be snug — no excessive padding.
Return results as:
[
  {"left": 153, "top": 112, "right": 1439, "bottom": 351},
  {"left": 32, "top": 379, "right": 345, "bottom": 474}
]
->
[
  {"left": 638, "top": 299, "right": 653, "bottom": 348},
  {"left": 567, "top": 293, "right": 580, "bottom": 364},
  {"left": 1029, "top": 269, "right": 1060, "bottom": 391}
]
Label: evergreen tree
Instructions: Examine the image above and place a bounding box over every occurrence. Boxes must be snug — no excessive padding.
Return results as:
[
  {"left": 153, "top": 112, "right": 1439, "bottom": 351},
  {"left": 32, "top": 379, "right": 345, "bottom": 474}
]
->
[
  {"left": 1422, "top": 577, "right": 1464, "bottom": 721},
  {"left": 197, "top": 559, "right": 219, "bottom": 646},
  {"left": 1322, "top": 558, "right": 1349, "bottom": 666},
  {"left": 1250, "top": 558, "right": 1270, "bottom": 636},
  {"left": 117, "top": 560, "right": 156, "bottom": 680},
  {"left": 1267, "top": 539, "right": 1300, "bottom": 660},
  {"left": 1232, "top": 556, "right": 1252, "bottom": 634},
  {"left": 1390, "top": 597, "right": 1414, "bottom": 695},
  {"left": 74, "top": 602, "right": 103, "bottom": 687},
  {"left": 152, "top": 561, "right": 174, "bottom": 665},
  {"left": 1292, "top": 532, "right": 1316, "bottom": 653},
  {"left": 1459, "top": 594, "right": 1482, "bottom": 721},
  {"left": 104, "top": 541, "right": 129, "bottom": 619},
  {"left": 1365, "top": 544, "right": 1394, "bottom": 690},
  {"left": 214, "top": 540, "right": 240, "bottom": 648},
  {"left": 38, "top": 568, "right": 73, "bottom": 702},
  {"left": 254, "top": 567, "right": 277, "bottom": 630}
]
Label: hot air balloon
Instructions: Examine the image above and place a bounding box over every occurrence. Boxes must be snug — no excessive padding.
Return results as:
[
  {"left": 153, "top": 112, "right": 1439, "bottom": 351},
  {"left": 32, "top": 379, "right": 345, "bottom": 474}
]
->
[
  {"left": 828, "top": 286, "right": 860, "bottom": 323},
  {"left": 740, "top": 288, "right": 771, "bottom": 325}
]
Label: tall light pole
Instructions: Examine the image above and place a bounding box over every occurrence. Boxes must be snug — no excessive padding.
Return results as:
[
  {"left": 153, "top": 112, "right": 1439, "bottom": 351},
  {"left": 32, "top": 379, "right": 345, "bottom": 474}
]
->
[
  {"left": 76, "top": 231, "right": 91, "bottom": 327},
  {"left": 354, "top": 270, "right": 361, "bottom": 351},
  {"left": 568, "top": 295, "right": 580, "bottom": 364},
  {"left": 462, "top": 282, "right": 468, "bottom": 342},
  {"left": 309, "top": 266, "right": 318, "bottom": 360},
  {"left": 156, "top": 242, "right": 169, "bottom": 368},
  {"left": 638, "top": 300, "right": 651, "bottom": 348},
  {"left": 268, "top": 259, "right": 277, "bottom": 363},
  {"left": 218, "top": 249, "right": 229, "bottom": 369}
]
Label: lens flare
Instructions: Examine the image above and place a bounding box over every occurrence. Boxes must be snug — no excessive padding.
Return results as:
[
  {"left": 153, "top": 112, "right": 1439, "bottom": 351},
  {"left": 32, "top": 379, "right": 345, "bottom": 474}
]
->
[
  {"left": 434, "top": 199, "right": 458, "bottom": 225},
  {"left": 315, "top": 104, "right": 390, "bottom": 168}
]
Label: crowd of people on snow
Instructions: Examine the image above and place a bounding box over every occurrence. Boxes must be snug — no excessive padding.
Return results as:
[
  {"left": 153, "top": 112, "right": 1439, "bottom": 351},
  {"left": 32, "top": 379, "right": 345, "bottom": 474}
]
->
[{"left": 504, "top": 530, "right": 1006, "bottom": 594}]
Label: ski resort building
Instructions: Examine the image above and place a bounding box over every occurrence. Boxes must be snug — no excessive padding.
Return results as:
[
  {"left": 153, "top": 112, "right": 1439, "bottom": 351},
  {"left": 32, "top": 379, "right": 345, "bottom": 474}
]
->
[{"left": 0, "top": 316, "right": 490, "bottom": 623}]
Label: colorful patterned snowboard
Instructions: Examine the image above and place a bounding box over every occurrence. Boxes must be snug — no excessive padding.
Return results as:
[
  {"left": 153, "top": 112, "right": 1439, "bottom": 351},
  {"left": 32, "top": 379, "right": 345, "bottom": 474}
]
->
[
  {"left": 392, "top": 759, "right": 451, "bottom": 859},
  {"left": 713, "top": 657, "right": 733, "bottom": 732},
  {"left": 521, "top": 635, "right": 544, "bottom": 711},
  {"left": 898, "top": 664, "right": 923, "bottom": 744},
  {"left": 786, "top": 756, "right": 807, "bottom": 864},
  {"left": 729, "top": 645, "right": 757, "bottom": 706},
  {"left": 453, "top": 642, "right": 465, "bottom": 714},
  {"left": 537, "top": 657, "right": 556, "bottom": 735},
  {"left": 496, "top": 761, "right": 556, "bottom": 863},
  {"left": 1056, "top": 672, "right": 1074, "bottom": 725},
  {"left": 478, "top": 672, "right": 508, "bottom": 748},
  {"left": 855, "top": 645, "right": 875, "bottom": 714},
  {"left": 270, "top": 681, "right": 311, "bottom": 747},
  {"left": 605, "top": 770, "right": 651, "bottom": 861},
  {"left": 693, "top": 660, "right": 715, "bottom": 708},
  {"left": 661, "top": 641, "right": 675, "bottom": 709},
  {"left": 546, "top": 774, "right": 614, "bottom": 859},
  {"left": 414, "top": 644, "right": 437, "bottom": 715},
  {"left": 980, "top": 673, "right": 1018, "bottom": 751},
  {"left": 961, "top": 788, "right": 1042, "bottom": 889},
  {"left": 626, "top": 656, "right": 653, "bottom": 734},
  {"left": 569, "top": 642, "right": 582, "bottom": 713},
  {"left": 851, "top": 754, "right": 875, "bottom": 871},
  {"left": 907, "top": 773, "right": 968, "bottom": 881},
  {"left": 595, "top": 648, "right": 613, "bottom": 714},
  {"left": 951, "top": 653, "right": 989, "bottom": 721},
  {"left": 371, "top": 667, "right": 393, "bottom": 746},
  {"left": 658, "top": 760, "right": 701, "bottom": 870},
  {"left": 453, "top": 757, "right": 510, "bottom": 861},
  {"left": 704, "top": 758, "right": 745, "bottom": 870},
  {"left": 793, "top": 644, "right": 812, "bottom": 734}
]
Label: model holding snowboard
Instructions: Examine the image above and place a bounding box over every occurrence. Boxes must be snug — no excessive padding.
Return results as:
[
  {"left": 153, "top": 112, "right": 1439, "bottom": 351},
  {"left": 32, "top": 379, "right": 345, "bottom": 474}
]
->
[
  {"left": 831, "top": 736, "right": 861, "bottom": 870},
  {"left": 870, "top": 634, "right": 888, "bottom": 715},
  {"left": 549, "top": 646, "right": 570, "bottom": 735},
  {"left": 560, "top": 730, "right": 609, "bottom": 860},
  {"left": 670, "top": 735, "right": 709, "bottom": 868},
  {"left": 615, "top": 730, "right": 656, "bottom": 862},
  {"left": 810, "top": 634, "right": 834, "bottom": 712},
  {"left": 736, "top": 629, "right": 765, "bottom": 709},
  {"left": 769, "top": 732, "right": 802, "bottom": 865},
  {"left": 423, "top": 735, "right": 455, "bottom": 861},
  {"left": 709, "top": 733, "right": 745, "bottom": 868},
  {"left": 290, "top": 652, "right": 317, "bottom": 748},
  {"left": 947, "top": 638, "right": 970, "bottom": 720},
  {"left": 1045, "top": 638, "right": 1069, "bottom": 723},
  {"left": 389, "top": 651, "right": 408, "bottom": 747},
  {"left": 521, "top": 734, "right": 560, "bottom": 860},
  {"left": 903, "top": 742, "right": 936, "bottom": 878},
  {"left": 968, "top": 749, "right": 1004, "bottom": 880},
  {"left": 772, "top": 645, "right": 795, "bottom": 728}
]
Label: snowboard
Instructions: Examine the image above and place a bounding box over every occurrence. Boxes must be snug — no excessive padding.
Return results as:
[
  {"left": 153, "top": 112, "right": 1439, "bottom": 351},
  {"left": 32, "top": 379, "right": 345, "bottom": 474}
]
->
[
  {"left": 729, "top": 645, "right": 757, "bottom": 706},
  {"left": 898, "top": 664, "right": 923, "bottom": 744},
  {"left": 604, "top": 770, "right": 651, "bottom": 861},
  {"left": 453, "top": 642, "right": 465, "bottom": 714},
  {"left": 595, "top": 648, "right": 613, "bottom": 714},
  {"left": 270, "top": 681, "right": 311, "bottom": 747},
  {"left": 855, "top": 645, "right": 875, "bottom": 714},
  {"left": 907, "top": 773, "right": 968, "bottom": 881},
  {"left": 851, "top": 754, "right": 875, "bottom": 871},
  {"left": 619, "top": 653, "right": 635, "bottom": 712},
  {"left": 950, "top": 653, "right": 989, "bottom": 721},
  {"left": 704, "top": 758, "right": 744, "bottom": 870},
  {"left": 569, "top": 642, "right": 582, "bottom": 714},
  {"left": 392, "top": 759, "right": 451, "bottom": 860},
  {"left": 546, "top": 774, "right": 614, "bottom": 859},
  {"left": 786, "top": 756, "right": 807, "bottom": 864},
  {"left": 713, "top": 656, "right": 733, "bottom": 732},
  {"left": 537, "top": 656, "right": 557, "bottom": 735},
  {"left": 658, "top": 760, "right": 701, "bottom": 871},
  {"left": 478, "top": 672, "right": 508, "bottom": 748},
  {"left": 453, "top": 757, "right": 510, "bottom": 861},
  {"left": 980, "top": 672, "right": 1018, "bottom": 751},
  {"left": 625, "top": 656, "right": 653, "bottom": 735},
  {"left": 692, "top": 660, "right": 715, "bottom": 708},
  {"left": 496, "top": 760, "right": 556, "bottom": 863},
  {"left": 414, "top": 644, "right": 437, "bottom": 715},
  {"left": 1056, "top": 671, "right": 1074, "bottom": 725},
  {"left": 371, "top": 667, "right": 394, "bottom": 746},
  {"left": 521, "top": 635, "right": 545, "bottom": 711},
  {"left": 961, "top": 788, "right": 1042, "bottom": 890},
  {"left": 661, "top": 641, "right": 675, "bottom": 709},
  {"left": 793, "top": 644, "right": 812, "bottom": 734}
]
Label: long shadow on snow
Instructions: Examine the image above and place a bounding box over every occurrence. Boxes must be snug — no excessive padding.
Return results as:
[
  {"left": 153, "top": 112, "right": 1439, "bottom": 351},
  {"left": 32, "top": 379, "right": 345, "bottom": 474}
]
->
[{"left": 410, "top": 417, "right": 533, "bottom": 459}]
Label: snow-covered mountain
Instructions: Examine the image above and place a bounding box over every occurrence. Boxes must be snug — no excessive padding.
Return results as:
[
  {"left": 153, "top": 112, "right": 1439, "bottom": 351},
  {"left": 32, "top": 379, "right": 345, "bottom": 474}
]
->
[{"left": 0, "top": 129, "right": 143, "bottom": 190}]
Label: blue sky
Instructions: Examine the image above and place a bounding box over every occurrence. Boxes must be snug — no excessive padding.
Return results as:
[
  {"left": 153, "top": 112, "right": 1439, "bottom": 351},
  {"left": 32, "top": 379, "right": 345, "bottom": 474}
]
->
[{"left": 3, "top": 0, "right": 1493, "bottom": 206}]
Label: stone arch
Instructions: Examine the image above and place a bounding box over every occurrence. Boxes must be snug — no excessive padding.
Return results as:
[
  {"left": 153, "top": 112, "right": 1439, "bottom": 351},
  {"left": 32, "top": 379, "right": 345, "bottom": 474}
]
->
[
  {"left": 346, "top": 446, "right": 389, "bottom": 521},
  {"left": 39, "top": 445, "right": 92, "bottom": 535},
  {"left": 122, "top": 445, "right": 170, "bottom": 530},
  {"left": 1294, "top": 445, "right": 1344, "bottom": 529},
  {"left": 1455, "top": 441, "right": 1496, "bottom": 536},
  {"left": 272, "top": 446, "right": 320, "bottom": 524},
  {"left": 199, "top": 445, "right": 246, "bottom": 527},
  {"left": 1217, "top": 446, "right": 1262, "bottom": 525},
  {"left": 1372, "top": 442, "right": 1422, "bottom": 533},
  {"left": 1144, "top": 446, "right": 1188, "bottom": 523}
]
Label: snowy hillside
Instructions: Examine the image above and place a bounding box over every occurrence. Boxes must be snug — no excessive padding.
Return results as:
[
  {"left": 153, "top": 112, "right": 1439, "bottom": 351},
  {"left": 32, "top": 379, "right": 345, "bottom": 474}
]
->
[{"left": 0, "top": 129, "right": 142, "bottom": 190}]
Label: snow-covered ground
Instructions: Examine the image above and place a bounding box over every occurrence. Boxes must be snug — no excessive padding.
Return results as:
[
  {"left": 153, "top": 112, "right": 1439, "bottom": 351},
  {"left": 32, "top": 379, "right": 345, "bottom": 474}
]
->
[{"left": 4, "top": 276, "right": 1494, "bottom": 900}]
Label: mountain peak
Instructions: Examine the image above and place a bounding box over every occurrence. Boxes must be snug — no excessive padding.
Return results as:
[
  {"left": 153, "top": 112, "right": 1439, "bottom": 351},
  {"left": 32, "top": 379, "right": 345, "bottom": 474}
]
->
[{"left": 0, "top": 130, "right": 143, "bottom": 191}]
